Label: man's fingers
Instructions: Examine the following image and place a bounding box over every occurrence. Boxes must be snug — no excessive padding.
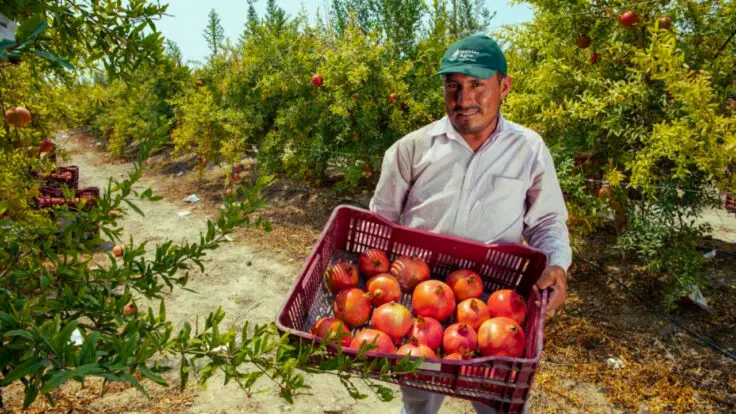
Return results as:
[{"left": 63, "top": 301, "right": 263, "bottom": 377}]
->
[{"left": 535, "top": 269, "right": 555, "bottom": 289}]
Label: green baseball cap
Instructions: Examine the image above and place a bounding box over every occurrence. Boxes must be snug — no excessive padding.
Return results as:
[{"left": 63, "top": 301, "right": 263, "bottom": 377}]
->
[{"left": 434, "top": 34, "right": 507, "bottom": 79}]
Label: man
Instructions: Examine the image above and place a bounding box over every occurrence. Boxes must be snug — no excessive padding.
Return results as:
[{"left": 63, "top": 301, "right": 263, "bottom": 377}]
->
[{"left": 368, "top": 34, "right": 572, "bottom": 414}]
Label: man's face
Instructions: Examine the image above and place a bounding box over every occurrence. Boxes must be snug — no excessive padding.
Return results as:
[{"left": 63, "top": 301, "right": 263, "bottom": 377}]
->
[{"left": 443, "top": 73, "right": 511, "bottom": 137}]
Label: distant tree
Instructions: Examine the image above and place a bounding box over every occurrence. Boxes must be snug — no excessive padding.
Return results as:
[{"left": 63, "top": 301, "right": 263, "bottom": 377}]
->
[
  {"left": 203, "top": 9, "right": 226, "bottom": 60},
  {"left": 265, "top": 0, "right": 287, "bottom": 34},
  {"left": 165, "top": 39, "right": 183, "bottom": 66}
]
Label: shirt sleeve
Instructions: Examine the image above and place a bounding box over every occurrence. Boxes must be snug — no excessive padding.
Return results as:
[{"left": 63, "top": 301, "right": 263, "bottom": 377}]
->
[
  {"left": 368, "top": 139, "right": 413, "bottom": 223},
  {"left": 522, "top": 143, "right": 573, "bottom": 272}
]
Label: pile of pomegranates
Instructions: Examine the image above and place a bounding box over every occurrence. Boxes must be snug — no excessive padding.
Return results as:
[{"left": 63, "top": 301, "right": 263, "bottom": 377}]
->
[{"left": 309, "top": 248, "right": 529, "bottom": 360}]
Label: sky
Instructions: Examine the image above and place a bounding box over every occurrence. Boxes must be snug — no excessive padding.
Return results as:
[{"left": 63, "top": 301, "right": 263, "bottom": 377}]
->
[{"left": 155, "top": 0, "right": 535, "bottom": 65}]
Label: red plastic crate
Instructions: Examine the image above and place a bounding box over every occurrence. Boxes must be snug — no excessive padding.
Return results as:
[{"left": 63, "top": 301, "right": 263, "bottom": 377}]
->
[
  {"left": 47, "top": 166, "right": 80, "bottom": 189},
  {"left": 276, "top": 205, "right": 549, "bottom": 412},
  {"left": 35, "top": 186, "right": 100, "bottom": 210}
]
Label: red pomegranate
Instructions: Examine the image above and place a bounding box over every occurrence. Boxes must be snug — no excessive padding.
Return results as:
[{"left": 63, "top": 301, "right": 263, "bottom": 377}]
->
[
  {"left": 5, "top": 107, "right": 31, "bottom": 127},
  {"left": 446, "top": 269, "right": 484, "bottom": 301},
  {"left": 443, "top": 352, "right": 465, "bottom": 361},
  {"left": 365, "top": 273, "right": 401, "bottom": 307},
  {"left": 618, "top": 10, "right": 639, "bottom": 26},
  {"left": 576, "top": 34, "right": 591, "bottom": 49},
  {"left": 333, "top": 288, "right": 372, "bottom": 328},
  {"left": 442, "top": 323, "right": 478, "bottom": 356},
  {"left": 455, "top": 298, "right": 490, "bottom": 331},
  {"left": 397, "top": 337, "right": 436, "bottom": 358},
  {"left": 349, "top": 329, "right": 396, "bottom": 354},
  {"left": 390, "top": 255, "right": 431, "bottom": 293},
  {"left": 309, "top": 317, "right": 351, "bottom": 347},
  {"left": 410, "top": 316, "right": 443, "bottom": 351},
  {"left": 358, "top": 248, "right": 390, "bottom": 278},
  {"left": 39, "top": 139, "right": 54, "bottom": 154},
  {"left": 477, "top": 317, "right": 526, "bottom": 358},
  {"left": 370, "top": 302, "right": 413, "bottom": 343},
  {"left": 311, "top": 74, "right": 323, "bottom": 87},
  {"left": 486, "top": 289, "right": 527, "bottom": 325},
  {"left": 412, "top": 280, "right": 456, "bottom": 322},
  {"left": 324, "top": 260, "right": 359, "bottom": 295}
]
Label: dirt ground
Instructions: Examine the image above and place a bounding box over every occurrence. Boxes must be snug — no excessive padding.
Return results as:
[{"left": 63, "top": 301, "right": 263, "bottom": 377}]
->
[{"left": 3, "top": 130, "right": 735, "bottom": 413}]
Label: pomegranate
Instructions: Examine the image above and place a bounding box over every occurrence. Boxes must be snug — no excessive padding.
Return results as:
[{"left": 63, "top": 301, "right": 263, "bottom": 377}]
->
[
  {"left": 455, "top": 298, "right": 490, "bottom": 331},
  {"left": 112, "top": 245, "right": 124, "bottom": 257},
  {"left": 389, "top": 92, "right": 397, "bottom": 103},
  {"left": 39, "top": 139, "right": 54, "bottom": 154},
  {"left": 5, "top": 107, "right": 31, "bottom": 127},
  {"left": 477, "top": 317, "right": 526, "bottom": 358},
  {"left": 445, "top": 348, "right": 475, "bottom": 360},
  {"left": 591, "top": 51, "right": 601, "bottom": 64},
  {"left": 486, "top": 289, "right": 527, "bottom": 325},
  {"left": 658, "top": 16, "right": 672, "bottom": 30},
  {"left": 309, "top": 317, "right": 351, "bottom": 347},
  {"left": 349, "top": 329, "right": 396, "bottom": 354},
  {"left": 370, "top": 302, "right": 413, "bottom": 343},
  {"left": 333, "top": 288, "right": 372, "bottom": 328},
  {"left": 412, "top": 280, "right": 456, "bottom": 322},
  {"left": 397, "top": 337, "right": 436, "bottom": 358},
  {"left": 618, "top": 10, "right": 639, "bottom": 26},
  {"left": 442, "top": 323, "right": 478, "bottom": 356},
  {"left": 390, "top": 255, "right": 431, "bottom": 293},
  {"left": 358, "top": 248, "right": 390, "bottom": 278},
  {"left": 365, "top": 273, "right": 401, "bottom": 307},
  {"left": 123, "top": 303, "right": 136, "bottom": 315},
  {"left": 311, "top": 74, "right": 323, "bottom": 87},
  {"left": 324, "top": 260, "right": 359, "bottom": 294},
  {"left": 576, "top": 34, "right": 591, "bottom": 49},
  {"left": 410, "top": 316, "right": 443, "bottom": 351},
  {"left": 446, "top": 269, "right": 483, "bottom": 301}
]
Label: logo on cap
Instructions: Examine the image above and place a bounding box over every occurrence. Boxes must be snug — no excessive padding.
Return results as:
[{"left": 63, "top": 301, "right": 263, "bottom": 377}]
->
[{"left": 450, "top": 49, "right": 480, "bottom": 62}]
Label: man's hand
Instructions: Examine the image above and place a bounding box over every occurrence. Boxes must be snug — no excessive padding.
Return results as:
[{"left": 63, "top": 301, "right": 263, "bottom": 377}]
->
[{"left": 535, "top": 265, "right": 567, "bottom": 319}]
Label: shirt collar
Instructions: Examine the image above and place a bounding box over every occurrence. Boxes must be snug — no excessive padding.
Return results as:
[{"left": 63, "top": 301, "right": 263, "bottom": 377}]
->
[{"left": 426, "top": 112, "right": 508, "bottom": 145}]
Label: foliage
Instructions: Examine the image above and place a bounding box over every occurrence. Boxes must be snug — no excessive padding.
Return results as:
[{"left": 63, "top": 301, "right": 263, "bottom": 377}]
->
[
  {"left": 203, "top": 9, "right": 226, "bottom": 61},
  {"left": 0, "top": 0, "right": 168, "bottom": 78},
  {"left": 501, "top": 0, "right": 735, "bottom": 306},
  {"left": 1, "top": 1, "right": 422, "bottom": 410}
]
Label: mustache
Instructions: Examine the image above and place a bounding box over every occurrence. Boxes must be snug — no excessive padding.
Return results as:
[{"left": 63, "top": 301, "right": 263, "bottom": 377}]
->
[{"left": 452, "top": 106, "right": 481, "bottom": 113}]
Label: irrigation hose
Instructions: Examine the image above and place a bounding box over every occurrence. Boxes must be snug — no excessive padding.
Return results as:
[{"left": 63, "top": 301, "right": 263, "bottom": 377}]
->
[{"left": 576, "top": 256, "right": 736, "bottom": 362}]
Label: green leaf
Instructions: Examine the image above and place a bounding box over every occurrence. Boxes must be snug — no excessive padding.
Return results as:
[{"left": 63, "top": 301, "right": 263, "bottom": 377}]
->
[
  {"left": 41, "top": 369, "right": 73, "bottom": 394},
  {"left": 79, "top": 332, "right": 101, "bottom": 364},
  {"left": 22, "top": 383, "right": 39, "bottom": 409},
  {"left": 16, "top": 15, "right": 47, "bottom": 41},
  {"left": 34, "top": 49, "right": 74, "bottom": 70},
  {"left": 3, "top": 329, "right": 35, "bottom": 341},
  {"left": 120, "top": 373, "right": 150, "bottom": 399},
  {"left": 139, "top": 364, "right": 168, "bottom": 386},
  {"left": 0, "top": 201, "right": 7, "bottom": 216},
  {"left": 0, "top": 358, "right": 50, "bottom": 386},
  {"left": 124, "top": 199, "right": 145, "bottom": 216}
]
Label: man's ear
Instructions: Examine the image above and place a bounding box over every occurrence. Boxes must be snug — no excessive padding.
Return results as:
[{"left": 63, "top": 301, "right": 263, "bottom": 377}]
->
[{"left": 500, "top": 75, "right": 512, "bottom": 100}]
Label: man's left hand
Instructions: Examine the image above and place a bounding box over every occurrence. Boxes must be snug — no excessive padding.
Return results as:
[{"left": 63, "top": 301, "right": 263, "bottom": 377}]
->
[{"left": 535, "top": 265, "right": 567, "bottom": 319}]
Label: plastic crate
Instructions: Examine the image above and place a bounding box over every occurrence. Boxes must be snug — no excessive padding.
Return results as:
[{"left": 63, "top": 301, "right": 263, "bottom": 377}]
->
[
  {"left": 47, "top": 166, "right": 80, "bottom": 189},
  {"left": 35, "top": 186, "right": 100, "bottom": 210},
  {"left": 276, "top": 205, "right": 549, "bottom": 413}
]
